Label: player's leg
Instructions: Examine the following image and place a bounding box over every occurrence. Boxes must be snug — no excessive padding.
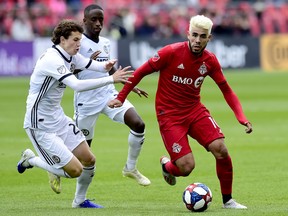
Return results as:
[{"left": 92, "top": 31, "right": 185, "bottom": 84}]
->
[
  {"left": 159, "top": 123, "right": 193, "bottom": 185},
  {"left": 191, "top": 115, "right": 247, "bottom": 209},
  {"left": 105, "top": 102, "right": 150, "bottom": 186},
  {"left": 71, "top": 140, "right": 103, "bottom": 208},
  {"left": 18, "top": 128, "right": 83, "bottom": 194},
  {"left": 208, "top": 139, "right": 247, "bottom": 209},
  {"left": 123, "top": 108, "right": 145, "bottom": 169},
  {"left": 58, "top": 122, "right": 102, "bottom": 208},
  {"left": 75, "top": 113, "right": 98, "bottom": 147}
]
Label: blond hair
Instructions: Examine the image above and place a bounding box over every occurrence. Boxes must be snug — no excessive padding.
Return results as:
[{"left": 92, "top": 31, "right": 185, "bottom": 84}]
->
[{"left": 189, "top": 15, "right": 213, "bottom": 34}]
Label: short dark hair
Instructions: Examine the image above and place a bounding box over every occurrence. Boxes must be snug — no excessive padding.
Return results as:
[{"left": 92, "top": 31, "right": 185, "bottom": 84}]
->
[
  {"left": 51, "top": 19, "right": 84, "bottom": 45},
  {"left": 84, "top": 4, "right": 103, "bottom": 18}
]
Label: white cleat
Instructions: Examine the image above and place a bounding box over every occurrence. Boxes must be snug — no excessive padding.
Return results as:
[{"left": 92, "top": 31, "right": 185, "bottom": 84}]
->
[
  {"left": 223, "top": 199, "right": 247, "bottom": 209},
  {"left": 17, "top": 149, "right": 35, "bottom": 174},
  {"left": 160, "top": 156, "right": 176, "bottom": 186},
  {"left": 48, "top": 172, "right": 61, "bottom": 194},
  {"left": 122, "top": 167, "right": 151, "bottom": 186}
]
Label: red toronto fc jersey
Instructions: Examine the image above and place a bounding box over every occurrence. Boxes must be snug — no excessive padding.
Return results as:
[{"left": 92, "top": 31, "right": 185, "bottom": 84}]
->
[
  {"left": 148, "top": 42, "right": 225, "bottom": 117},
  {"left": 116, "top": 41, "right": 248, "bottom": 124}
]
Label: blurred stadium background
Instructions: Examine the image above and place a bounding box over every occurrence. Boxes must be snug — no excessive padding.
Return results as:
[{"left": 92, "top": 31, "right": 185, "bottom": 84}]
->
[
  {"left": 0, "top": 0, "right": 288, "bottom": 75},
  {"left": 1, "top": 1, "right": 288, "bottom": 215}
]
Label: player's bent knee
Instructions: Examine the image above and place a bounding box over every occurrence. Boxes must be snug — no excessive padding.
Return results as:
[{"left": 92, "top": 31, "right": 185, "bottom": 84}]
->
[
  {"left": 129, "top": 119, "right": 145, "bottom": 133},
  {"left": 66, "top": 167, "right": 83, "bottom": 178},
  {"left": 81, "top": 155, "right": 96, "bottom": 167},
  {"left": 180, "top": 164, "right": 195, "bottom": 176}
]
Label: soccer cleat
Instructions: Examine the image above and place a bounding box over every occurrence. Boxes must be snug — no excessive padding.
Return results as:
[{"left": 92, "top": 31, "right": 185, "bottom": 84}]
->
[
  {"left": 72, "top": 199, "right": 104, "bottom": 208},
  {"left": 17, "top": 149, "right": 35, "bottom": 174},
  {"left": 47, "top": 172, "right": 61, "bottom": 194},
  {"left": 160, "top": 156, "right": 176, "bottom": 186},
  {"left": 122, "top": 167, "right": 151, "bottom": 186},
  {"left": 223, "top": 199, "right": 247, "bottom": 209}
]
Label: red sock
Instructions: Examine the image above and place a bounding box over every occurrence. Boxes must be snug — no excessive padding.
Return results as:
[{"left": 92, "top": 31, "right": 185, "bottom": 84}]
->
[
  {"left": 164, "top": 161, "right": 184, "bottom": 176},
  {"left": 216, "top": 155, "right": 233, "bottom": 195}
]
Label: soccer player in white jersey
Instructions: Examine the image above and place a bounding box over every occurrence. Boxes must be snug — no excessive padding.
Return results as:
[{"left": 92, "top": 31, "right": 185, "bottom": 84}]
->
[
  {"left": 17, "top": 19, "right": 133, "bottom": 208},
  {"left": 73, "top": 4, "right": 151, "bottom": 186}
]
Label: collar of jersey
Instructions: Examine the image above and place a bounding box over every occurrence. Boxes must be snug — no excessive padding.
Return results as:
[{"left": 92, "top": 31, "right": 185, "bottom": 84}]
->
[{"left": 53, "top": 45, "right": 72, "bottom": 63}]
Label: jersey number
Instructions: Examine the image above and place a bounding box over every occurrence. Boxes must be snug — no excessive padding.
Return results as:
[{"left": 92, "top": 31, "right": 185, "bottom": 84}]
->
[{"left": 69, "top": 123, "right": 80, "bottom": 135}]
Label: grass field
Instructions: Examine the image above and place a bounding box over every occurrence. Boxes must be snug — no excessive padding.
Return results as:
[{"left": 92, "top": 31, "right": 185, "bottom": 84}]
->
[{"left": 0, "top": 69, "right": 287, "bottom": 216}]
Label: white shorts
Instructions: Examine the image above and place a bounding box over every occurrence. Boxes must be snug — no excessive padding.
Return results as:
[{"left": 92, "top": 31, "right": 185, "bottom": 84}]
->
[
  {"left": 25, "top": 121, "right": 86, "bottom": 169},
  {"left": 75, "top": 100, "right": 134, "bottom": 140}
]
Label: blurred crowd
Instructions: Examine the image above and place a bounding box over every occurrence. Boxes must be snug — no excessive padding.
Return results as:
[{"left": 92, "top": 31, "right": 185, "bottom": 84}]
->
[{"left": 0, "top": 0, "right": 288, "bottom": 41}]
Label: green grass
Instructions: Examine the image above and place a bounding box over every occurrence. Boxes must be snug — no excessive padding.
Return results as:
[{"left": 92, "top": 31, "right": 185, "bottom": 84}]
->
[{"left": 0, "top": 69, "right": 288, "bottom": 216}]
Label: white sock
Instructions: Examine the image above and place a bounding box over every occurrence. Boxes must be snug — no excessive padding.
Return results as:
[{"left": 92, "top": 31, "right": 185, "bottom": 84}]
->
[
  {"left": 74, "top": 166, "right": 95, "bottom": 204},
  {"left": 125, "top": 130, "right": 145, "bottom": 170},
  {"left": 29, "top": 156, "right": 71, "bottom": 178}
]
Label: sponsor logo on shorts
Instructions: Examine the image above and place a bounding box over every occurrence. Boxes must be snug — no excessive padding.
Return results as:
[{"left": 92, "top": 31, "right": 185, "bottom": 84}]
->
[
  {"left": 172, "top": 143, "right": 182, "bottom": 153},
  {"left": 52, "top": 155, "right": 61, "bottom": 163},
  {"left": 81, "top": 129, "right": 90, "bottom": 136}
]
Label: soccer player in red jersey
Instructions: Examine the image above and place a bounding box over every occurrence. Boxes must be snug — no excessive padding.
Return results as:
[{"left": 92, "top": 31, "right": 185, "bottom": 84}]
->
[{"left": 108, "top": 15, "right": 253, "bottom": 209}]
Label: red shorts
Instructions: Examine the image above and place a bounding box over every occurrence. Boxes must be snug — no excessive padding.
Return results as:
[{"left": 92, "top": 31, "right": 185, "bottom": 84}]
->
[{"left": 158, "top": 106, "right": 224, "bottom": 163}]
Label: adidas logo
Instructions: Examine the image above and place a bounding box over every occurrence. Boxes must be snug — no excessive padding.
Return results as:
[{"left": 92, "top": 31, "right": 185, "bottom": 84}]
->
[
  {"left": 177, "top": 63, "right": 184, "bottom": 69},
  {"left": 88, "top": 48, "right": 93, "bottom": 53}
]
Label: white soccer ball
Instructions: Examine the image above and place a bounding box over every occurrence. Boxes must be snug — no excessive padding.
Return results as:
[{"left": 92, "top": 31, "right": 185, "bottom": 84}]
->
[{"left": 182, "top": 182, "right": 213, "bottom": 212}]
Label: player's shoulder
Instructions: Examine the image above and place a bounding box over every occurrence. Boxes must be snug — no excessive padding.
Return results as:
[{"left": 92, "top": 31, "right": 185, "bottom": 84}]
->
[
  {"left": 203, "top": 49, "right": 218, "bottom": 60},
  {"left": 169, "top": 41, "right": 186, "bottom": 50},
  {"left": 203, "top": 49, "right": 216, "bottom": 58},
  {"left": 159, "top": 42, "right": 185, "bottom": 55},
  {"left": 39, "top": 47, "right": 62, "bottom": 65},
  {"left": 99, "top": 36, "right": 110, "bottom": 43}
]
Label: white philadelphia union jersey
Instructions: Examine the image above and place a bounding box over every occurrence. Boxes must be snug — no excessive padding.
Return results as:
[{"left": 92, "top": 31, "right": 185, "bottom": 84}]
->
[
  {"left": 74, "top": 34, "right": 116, "bottom": 115},
  {"left": 24, "top": 45, "right": 92, "bottom": 132}
]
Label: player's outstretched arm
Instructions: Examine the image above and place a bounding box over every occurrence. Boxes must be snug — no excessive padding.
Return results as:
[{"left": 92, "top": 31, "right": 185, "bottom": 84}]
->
[
  {"left": 73, "top": 51, "right": 102, "bottom": 75},
  {"left": 63, "top": 66, "right": 133, "bottom": 92},
  {"left": 112, "top": 66, "right": 133, "bottom": 83}
]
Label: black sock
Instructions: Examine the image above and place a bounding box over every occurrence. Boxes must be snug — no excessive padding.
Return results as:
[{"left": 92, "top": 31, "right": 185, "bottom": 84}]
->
[
  {"left": 222, "top": 194, "right": 232, "bottom": 204},
  {"left": 162, "top": 164, "right": 168, "bottom": 173}
]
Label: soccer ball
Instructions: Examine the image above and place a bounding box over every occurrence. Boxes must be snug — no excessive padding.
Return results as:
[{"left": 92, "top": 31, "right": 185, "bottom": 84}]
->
[{"left": 182, "top": 182, "right": 212, "bottom": 212}]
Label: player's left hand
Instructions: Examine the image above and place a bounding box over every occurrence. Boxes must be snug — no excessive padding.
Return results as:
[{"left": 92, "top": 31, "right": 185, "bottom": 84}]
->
[
  {"left": 90, "top": 50, "right": 101, "bottom": 60},
  {"left": 132, "top": 87, "right": 149, "bottom": 98},
  {"left": 244, "top": 122, "right": 253, "bottom": 134},
  {"left": 105, "top": 59, "right": 117, "bottom": 71},
  {"left": 108, "top": 99, "right": 123, "bottom": 108}
]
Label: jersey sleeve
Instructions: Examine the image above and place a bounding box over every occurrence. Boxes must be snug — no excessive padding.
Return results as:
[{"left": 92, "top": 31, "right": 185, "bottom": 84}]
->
[
  {"left": 116, "top": 45, "right": 173, "bottom": 103},
  {"left": 74, "top": 53, "right": 107, "bottom": 72},
  {"left": 208, "top": 54, "right": 226, "bottom": 85},
  {"left": 116, "top": 61, "right": 155, "bottom": 103},
  {"left": 148, "top": 45, "right": 174, "bottom": 72},
  {"left": 218, "top": 81, "right": 249, "bottom": 125},
  {"left": 208, "top": 54, "right": 249, "bottom": 125},
  {"left": 41, "top": 55, "right": 72, "bottom": 81},
  {"left": 62, "top": 74, "right": 114, "bottom": 92}
]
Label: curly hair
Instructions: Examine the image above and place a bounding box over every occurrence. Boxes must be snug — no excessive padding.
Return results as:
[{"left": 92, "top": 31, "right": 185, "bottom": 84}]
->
[{"left": 51, "top": 19, "right": 84, "bottom": 45}]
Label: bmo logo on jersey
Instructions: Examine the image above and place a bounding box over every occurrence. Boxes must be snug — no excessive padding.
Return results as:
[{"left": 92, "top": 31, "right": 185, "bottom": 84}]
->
[{"left": 172, "top": 75, "right": 204, "bottom": 88}]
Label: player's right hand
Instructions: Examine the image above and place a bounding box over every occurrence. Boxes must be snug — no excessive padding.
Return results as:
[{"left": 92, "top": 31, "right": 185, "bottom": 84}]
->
[
  {"left": 105, "top": 59, "right": 117, "bottom": 71},
  {"left": 112, "top": 66, "right": 134, "bottom": 83},
  {"left": 90, "top": 50, "right": 101, "bottom": 60},
  {"left": 244, "top": 122, "right": 253, "bottom": 134},
  {"left": 108, "top": 99, "right": 123, "bottom": 108}
]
